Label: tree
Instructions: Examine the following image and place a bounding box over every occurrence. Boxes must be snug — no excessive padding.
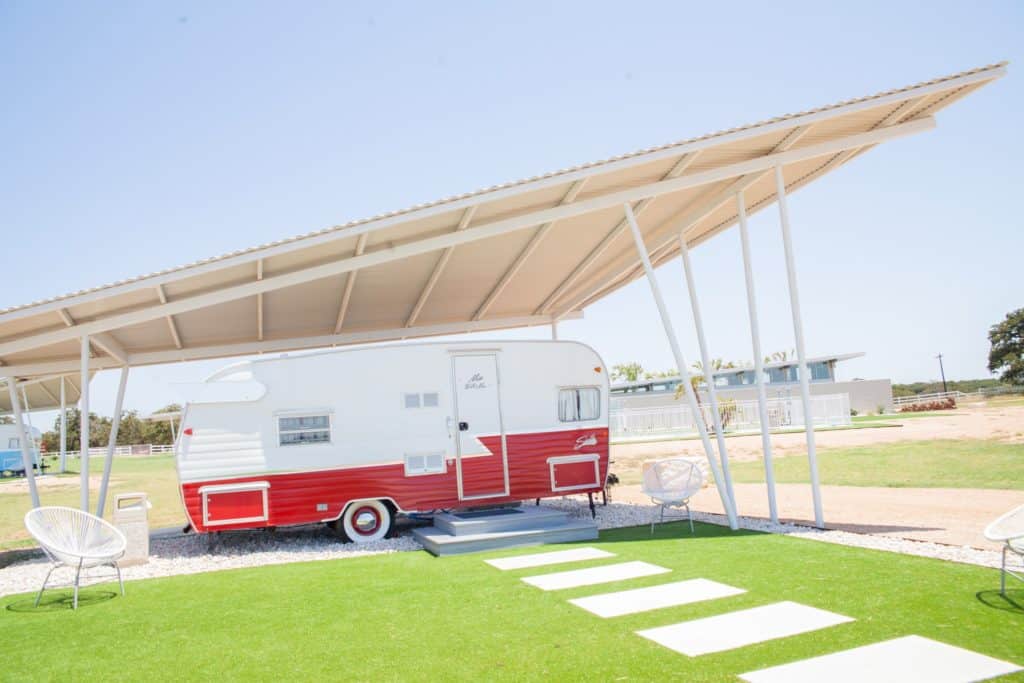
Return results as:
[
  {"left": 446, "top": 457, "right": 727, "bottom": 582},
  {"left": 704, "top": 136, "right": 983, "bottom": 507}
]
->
[
  {"left": 988, "top": 307, "right": 1024, "bottom": 385},
  {"left": 611, "top": 362, "right": 645, "bottom": 382}
]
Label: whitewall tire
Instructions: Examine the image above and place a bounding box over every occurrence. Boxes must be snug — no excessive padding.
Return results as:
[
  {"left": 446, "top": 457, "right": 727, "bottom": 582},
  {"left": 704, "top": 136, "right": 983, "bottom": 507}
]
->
[{"left": 341, "top": 500, "right": 391, "bottom": 543}]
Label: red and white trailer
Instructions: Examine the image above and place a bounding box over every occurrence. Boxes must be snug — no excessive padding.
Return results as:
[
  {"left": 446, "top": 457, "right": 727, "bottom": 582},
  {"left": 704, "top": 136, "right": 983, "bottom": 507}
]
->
[{"left": 175, "top": 340, "right": 609, "bottom": 542}]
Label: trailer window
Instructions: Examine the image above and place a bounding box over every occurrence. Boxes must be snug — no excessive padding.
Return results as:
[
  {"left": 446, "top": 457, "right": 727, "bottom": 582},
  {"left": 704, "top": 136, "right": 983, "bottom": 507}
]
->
[
  {"left": 404, "top": 392, "right": 440, "bottom": 409},
  {"left": 8, "top": 438, "right": 18, "bottom": 449},
  {"left": 278, "top": 415, "right": 330, "bottom": 446},
  {"left": 558, "top": 388, "right": 600, "bottom": 422},
  {"left": 404, "top": 452, "right": 445, "bottom": 476}
]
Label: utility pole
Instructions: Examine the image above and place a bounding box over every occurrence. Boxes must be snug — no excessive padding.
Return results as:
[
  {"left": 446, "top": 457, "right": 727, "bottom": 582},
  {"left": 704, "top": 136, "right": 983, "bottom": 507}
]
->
[{"left": 936, "top": 353, "right": 948, "bottom": 393}]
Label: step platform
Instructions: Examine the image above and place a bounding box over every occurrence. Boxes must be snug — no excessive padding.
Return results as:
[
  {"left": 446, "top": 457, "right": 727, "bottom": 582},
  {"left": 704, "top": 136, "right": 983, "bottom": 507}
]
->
[{"left": 413, "top": 506, "right": 598, "bottom": 556}]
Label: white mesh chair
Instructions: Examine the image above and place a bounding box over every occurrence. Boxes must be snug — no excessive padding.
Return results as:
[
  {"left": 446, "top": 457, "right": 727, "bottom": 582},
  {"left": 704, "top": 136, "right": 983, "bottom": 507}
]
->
[
  {"left": 24, "top": 506, "right": 127, "bottom": 609},
  {"left": 984, "top": 504, "right": 1024, "bottom": 595},
  {"left": 641, "top": 458, "right": 704, "bottom": 534}
]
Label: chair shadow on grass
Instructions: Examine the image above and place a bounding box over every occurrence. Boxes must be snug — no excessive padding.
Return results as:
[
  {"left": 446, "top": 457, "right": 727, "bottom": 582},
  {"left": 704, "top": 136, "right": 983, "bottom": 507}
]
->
[
  {"left": 975, "top": 589, "right": 1024, "bottom": 616},
  {"left": 6, "top": 590, "right": 118, "bottom": 613}
]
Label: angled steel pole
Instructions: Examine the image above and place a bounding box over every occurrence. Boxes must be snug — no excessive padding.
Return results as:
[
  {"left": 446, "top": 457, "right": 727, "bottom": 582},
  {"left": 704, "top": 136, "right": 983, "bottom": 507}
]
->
[
  {"left": 59, "top": 375, "right": 67, "bottom": 474},
  {"left": 774, "top": 165, "right": 824, "bottom": 528},
  {"left": 6, "top": 380, "right": 40, "bottom": 508},
  {"left": 624, "top": 204, "right": 738, "bottom": 530},
  {"left": 80, "top": 336, "right": 90, "bottom": 512},
  {"left": 737, "top": 193, "right": 779, "bottom": 523},
  {"left": 96, "top": 365, "right": 129, "bottom": 518},
  {"left": 677, "top": 236, "right": 737, "bottom": 514}
]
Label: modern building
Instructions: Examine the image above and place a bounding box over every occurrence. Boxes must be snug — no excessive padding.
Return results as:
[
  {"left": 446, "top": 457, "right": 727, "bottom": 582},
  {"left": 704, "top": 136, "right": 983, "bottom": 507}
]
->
[{"left": 611, "top": 352, "right": 893, "bottom": 415}]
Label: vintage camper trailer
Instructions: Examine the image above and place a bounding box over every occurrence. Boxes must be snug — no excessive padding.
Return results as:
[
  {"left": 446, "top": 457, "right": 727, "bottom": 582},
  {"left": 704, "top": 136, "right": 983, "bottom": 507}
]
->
[
  {"left": 176, "top": 340, "right": 609, "bottom": 542},
  {"left": 0, "top": 424, "right": 41, "bottom": 474}
]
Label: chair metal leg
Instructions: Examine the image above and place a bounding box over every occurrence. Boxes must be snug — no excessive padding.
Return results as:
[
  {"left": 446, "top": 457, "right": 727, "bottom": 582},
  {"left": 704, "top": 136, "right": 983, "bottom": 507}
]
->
[
  {"left": 1002, "top": 545, "right": 1008, "bottom": 596},
  {"left": 115, "top": 563, "right": 125, "bottom": 597},
  {"left": 686, "top": 502, "right": 694, "bottom": 534},
  {"left": 650, "top": 505, "right": 658, "bottom": 535},
  {"left": 34, "top": 564, "right": 57, "bottom": 608},
  {"left": 73, "top": 558, "right": 83, "bottom": 610}
]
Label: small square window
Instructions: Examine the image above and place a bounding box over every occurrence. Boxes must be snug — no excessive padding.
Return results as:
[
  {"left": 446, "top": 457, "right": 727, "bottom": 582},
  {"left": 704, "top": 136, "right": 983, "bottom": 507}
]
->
[
  {"left": 422, "top": 392, "right": 439, "bottom": 408},
  {"left": 404, "top": 393, "right": 421, "bottom": 409},
  {"left": 404, "top": 451, "right": 445, "bottom": 476},
  {"left": 8, "top": 438, "right": 18, "bottom": 449}
]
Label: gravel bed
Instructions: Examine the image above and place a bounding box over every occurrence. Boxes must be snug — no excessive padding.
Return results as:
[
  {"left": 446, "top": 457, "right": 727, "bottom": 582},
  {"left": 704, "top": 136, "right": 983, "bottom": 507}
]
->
[
  {"left": 0, "top": 526, "right": 421, "bottom": 598},
  {"left": 545, "top": 498, "right": 1005, "bottom": 569},
  {"left": 0, "top": 499, "right": 1004, "bottom": 598}
]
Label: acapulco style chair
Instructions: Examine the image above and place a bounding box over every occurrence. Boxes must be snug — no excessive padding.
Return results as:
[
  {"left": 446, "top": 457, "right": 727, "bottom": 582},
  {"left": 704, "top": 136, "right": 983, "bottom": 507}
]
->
[{"left": 24, "top": 506, "right": 127, "bottom": 609}]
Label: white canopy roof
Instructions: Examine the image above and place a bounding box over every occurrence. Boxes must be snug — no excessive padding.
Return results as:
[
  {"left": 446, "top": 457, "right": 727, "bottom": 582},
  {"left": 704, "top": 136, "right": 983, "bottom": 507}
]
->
[{"left": 0, "top": 63, "right": 1006, "bottom": 381}]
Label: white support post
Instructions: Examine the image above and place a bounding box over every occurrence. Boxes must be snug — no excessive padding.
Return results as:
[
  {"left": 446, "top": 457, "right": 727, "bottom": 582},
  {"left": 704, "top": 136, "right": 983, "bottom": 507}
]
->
[
  {"left": 678, "top": 236, "right": 737, "bottom": 514},
  {"left": 551, "top": 321, "right": 559, "bottom": 340},
  {"left": 737, "top": 193, "right": 778, "bottom": 523},
  {"left": 59, "top": 376, "right": 67, "bottom": 474},
  {"left": 80, "top": 335, "right": 90, "bottom": 512},
  {"left": 775, "top": 165, "right": 824, "bottom": 528},
  {"left": 96, "top": 365, "right": 129, "bottom": 519},
  {"left": 6, "top": 380, "right": 40, "bottom": 508},
  {"left": 623, "top": 204, "right": 738, "bottom": 530}
]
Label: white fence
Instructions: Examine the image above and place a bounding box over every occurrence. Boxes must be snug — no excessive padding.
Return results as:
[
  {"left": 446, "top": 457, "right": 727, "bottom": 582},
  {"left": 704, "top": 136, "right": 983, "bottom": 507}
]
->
[
  {"left": 610, "top": 393, "right": 851, "bottom": 440},
  {"left": 62, "top": 444, "right": 175, "bottom": 459}
]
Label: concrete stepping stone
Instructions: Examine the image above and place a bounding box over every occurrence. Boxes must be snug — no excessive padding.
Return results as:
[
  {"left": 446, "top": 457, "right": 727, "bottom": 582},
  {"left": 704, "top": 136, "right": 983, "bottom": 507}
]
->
[
  {"left": 568, "top": 578, "right": 745, "bottom": 618},
  {"left": 485, "top": 547, "right": 615, "bottom": 570},
  {"left": 739, "top": 635, "right": 1021, "bottom": 683},
  {"left": 637, "top": 601, "right": 853, "bottom": 656},
  {"left": 522, "top": 561, "right": 670, "bottom": 591}
]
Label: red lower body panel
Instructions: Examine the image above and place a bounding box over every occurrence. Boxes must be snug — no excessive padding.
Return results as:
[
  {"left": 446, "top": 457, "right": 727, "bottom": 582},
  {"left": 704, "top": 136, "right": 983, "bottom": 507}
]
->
[{"left": 181, "top": 427, "right": 609, "bottom": 532}]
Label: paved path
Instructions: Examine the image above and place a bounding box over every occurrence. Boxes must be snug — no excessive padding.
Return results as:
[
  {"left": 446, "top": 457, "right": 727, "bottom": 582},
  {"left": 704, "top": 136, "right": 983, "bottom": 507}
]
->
[{"left": 613, "top": 483, "right": 1024, "bottom": 551}]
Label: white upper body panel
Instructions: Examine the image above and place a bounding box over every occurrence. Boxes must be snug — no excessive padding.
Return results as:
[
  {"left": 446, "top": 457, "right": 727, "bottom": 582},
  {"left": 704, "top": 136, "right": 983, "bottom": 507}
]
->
[{"left": 177, "top": 340, "right": 607, "bottom": 483}]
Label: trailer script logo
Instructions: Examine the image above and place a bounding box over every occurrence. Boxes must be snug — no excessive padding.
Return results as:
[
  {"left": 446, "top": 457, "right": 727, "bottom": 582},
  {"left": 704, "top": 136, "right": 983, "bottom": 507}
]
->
[{"left": 464, "top": 372, "right": 487, "bottom": 389}]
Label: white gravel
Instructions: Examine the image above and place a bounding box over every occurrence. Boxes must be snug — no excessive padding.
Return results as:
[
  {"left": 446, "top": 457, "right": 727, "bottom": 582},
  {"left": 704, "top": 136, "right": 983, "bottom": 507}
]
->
[
  {"left": 0, "top": 526, "right": 421, "bottom": 598},
  {"left": 545, "top": 498, "right": 1006, "bottom": 570},
  {"left": 0, "top": 499, "right": 1005, "bottom": 598}
]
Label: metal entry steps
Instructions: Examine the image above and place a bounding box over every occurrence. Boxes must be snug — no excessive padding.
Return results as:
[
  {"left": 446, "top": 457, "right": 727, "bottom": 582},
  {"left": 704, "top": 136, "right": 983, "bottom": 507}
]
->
[{"left": 413, "top": 506, "right": 597, "bottom": 556}]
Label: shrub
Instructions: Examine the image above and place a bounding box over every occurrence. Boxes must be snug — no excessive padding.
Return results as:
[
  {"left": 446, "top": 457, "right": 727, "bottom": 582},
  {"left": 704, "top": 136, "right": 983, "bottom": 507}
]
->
[{"left": 898, "top": 398, "right": 956, "bottom": 412}]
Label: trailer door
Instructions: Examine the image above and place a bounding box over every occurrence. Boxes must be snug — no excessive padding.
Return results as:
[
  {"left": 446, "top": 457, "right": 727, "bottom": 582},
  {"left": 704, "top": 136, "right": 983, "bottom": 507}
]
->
[{"left": 451, "top": 353, "right": 509, "bottom": 500}]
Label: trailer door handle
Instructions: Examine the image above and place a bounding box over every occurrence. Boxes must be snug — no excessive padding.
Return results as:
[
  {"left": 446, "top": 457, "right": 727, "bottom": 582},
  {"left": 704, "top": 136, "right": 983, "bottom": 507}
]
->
[{"left": 458, "top": 421, "right": 469, "bottom": 432}]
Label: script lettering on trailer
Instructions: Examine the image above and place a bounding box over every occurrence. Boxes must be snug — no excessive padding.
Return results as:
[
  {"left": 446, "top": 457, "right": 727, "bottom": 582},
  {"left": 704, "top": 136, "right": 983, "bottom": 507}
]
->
[{"left": 464, "top": 372, "right": 487, "bottom": 390}]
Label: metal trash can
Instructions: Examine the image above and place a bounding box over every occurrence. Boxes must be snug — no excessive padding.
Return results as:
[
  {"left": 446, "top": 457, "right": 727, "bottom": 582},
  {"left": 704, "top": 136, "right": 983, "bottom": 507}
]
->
[{"left": 113, "top": 492, "right": 151, "bottom": 567}]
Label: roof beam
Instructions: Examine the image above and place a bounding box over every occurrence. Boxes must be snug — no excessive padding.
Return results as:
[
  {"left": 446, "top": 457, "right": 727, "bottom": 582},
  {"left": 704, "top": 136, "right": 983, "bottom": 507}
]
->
[
  {"left": 473, "top": 179, "right": 588, "bottom": 321},
  {"left": 548, "top": 125, "right": 815, "bottom": 316},
  {"left": 0, "top": 116, "right": 936, "bottom": 360},
  {"left": 334, "top": 234, "right": 369, "bottom": 333},
  {"left": 534, "top": 152, "right": 701, "bottom": 315},
  {"left": 0, "top": 312, "right": 582, "bottom": 378},
  {"left": 256, "top": 260, "right": 264, "bottom": 341},
  {"left": 90, "top": 332, "right": 129, "bottom": 365},
  {"left": 0, "top": 63, "right": 1005, "bottom": 329},
  {"left": 57, "top": 309, "right": 75, "bottom": 327},
  {"left": 156, "top": 285, "right": 184, "bottom": 350},
  {"left": 37, "top": 381, "right": 60, "bottom": 405},
  {"left": 405, "top": 207, "right": 477, "bottom": 328}
]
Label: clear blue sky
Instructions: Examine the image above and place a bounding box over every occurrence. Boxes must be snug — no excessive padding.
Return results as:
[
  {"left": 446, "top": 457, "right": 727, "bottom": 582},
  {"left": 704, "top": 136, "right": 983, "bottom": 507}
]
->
[{"left": 2, "top": 1, "right": 1021, "bottom": 422}]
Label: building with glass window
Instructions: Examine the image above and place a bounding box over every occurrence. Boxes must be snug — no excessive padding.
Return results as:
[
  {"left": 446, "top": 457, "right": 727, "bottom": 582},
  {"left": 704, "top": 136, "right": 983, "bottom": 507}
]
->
[{"left": 610, "top": 352, "right": 893, "bottom": 415}]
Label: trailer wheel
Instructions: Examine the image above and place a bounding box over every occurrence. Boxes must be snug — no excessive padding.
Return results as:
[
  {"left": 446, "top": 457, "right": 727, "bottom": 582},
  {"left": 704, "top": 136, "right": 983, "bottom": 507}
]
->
[{"left": 340, "top": 500, "right": 391, "bottom": 543}]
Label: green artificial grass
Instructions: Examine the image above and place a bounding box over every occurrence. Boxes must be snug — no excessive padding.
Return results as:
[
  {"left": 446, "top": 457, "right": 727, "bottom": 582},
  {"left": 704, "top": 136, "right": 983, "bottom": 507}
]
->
[
  {"left": 3, "top": 523, "right": 1022, "bottom": 681},
  {"left": 729, "top": 439, "right": 1024, "bottom": 490},
  {"left": 0, "top": 456, "right": 184, "bottom": 550}
]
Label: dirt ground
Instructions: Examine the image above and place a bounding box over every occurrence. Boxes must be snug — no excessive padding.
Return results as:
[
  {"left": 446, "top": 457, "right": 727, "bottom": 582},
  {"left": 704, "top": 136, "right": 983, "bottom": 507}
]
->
[
  {"left": 611, "top": 402, "right": 1024, "bottom": 470},
  {"left": 610, "top": 402, "right": 1024, "bottom": 551}
]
